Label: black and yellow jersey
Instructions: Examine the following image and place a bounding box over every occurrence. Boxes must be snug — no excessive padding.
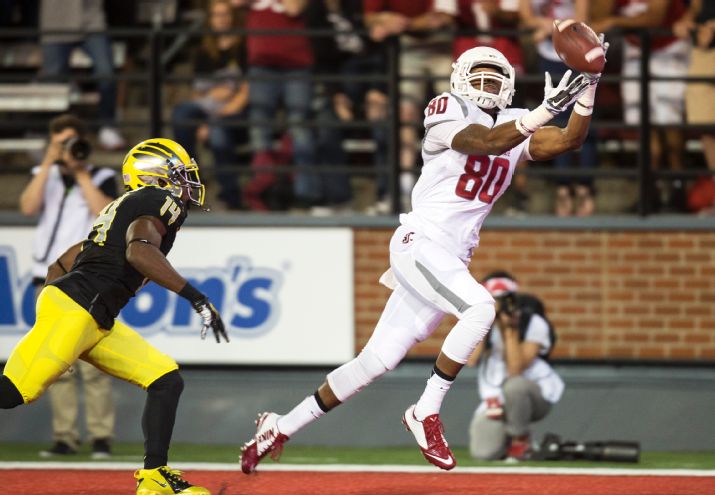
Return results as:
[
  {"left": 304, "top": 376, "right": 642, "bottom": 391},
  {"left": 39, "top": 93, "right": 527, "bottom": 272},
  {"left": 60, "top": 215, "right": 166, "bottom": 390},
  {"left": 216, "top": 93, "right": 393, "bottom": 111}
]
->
[{"left": 52, "top": 186, "right": 187, "bottom": 329}]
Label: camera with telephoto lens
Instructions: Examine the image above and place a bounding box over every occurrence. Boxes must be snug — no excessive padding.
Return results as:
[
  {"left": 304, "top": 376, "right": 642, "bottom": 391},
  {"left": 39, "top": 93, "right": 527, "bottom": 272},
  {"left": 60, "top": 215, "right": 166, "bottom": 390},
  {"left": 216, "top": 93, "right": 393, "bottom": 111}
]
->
[
  {"left": 537, "top": 433, "right": 640, "bottom": 463},
  {"left": 64, "top": 137, "right": 92, "bottom": 160},
  {"left": 496, "top": 291, "right": 517, "bottom": 317}
]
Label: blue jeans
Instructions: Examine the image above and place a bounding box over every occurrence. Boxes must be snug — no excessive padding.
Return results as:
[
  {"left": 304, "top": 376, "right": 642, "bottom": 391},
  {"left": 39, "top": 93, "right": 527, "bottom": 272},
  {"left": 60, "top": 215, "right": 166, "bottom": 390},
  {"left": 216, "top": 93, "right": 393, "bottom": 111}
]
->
[
  {"left": 171, "top": 101, "right": 247, "bottom": 209},
  {"left": 248, "top": 66, "right": 318, "bottom": 202},
  {"left": 42, "top": 34, "right": 117, "bottom": 122},
  {"left": 315, "top": 99, "right": 352, "bottom": 205}
]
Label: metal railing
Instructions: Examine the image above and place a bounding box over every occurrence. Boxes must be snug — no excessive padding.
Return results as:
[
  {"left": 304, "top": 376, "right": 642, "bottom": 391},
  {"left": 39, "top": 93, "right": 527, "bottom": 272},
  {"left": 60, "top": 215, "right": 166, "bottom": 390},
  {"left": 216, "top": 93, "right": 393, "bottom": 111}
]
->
[{"left": 0, "top": 25, "right": 713, "bottom": 217}]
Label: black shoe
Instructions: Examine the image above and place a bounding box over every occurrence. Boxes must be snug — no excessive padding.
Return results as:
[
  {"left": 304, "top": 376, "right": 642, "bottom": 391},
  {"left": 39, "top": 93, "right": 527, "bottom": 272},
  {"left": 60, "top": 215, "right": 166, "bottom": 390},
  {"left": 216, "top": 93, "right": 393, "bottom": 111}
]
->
[
  {"left": 90, "top": 438, "right": 112, "bottom": 459},
  {"left": 39, "top": 441, "right": 77, "bottom": 457}
]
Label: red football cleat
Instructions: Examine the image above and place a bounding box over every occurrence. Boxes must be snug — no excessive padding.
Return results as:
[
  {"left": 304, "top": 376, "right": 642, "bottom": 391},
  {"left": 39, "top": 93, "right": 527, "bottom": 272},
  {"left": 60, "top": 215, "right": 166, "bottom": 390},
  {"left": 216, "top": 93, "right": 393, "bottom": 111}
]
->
[
  {"left": 402, "top": 404, "right": 456, "bottom": 471},
  {"left": 240, "top": 412, "right": 289, "bottom": 474}
]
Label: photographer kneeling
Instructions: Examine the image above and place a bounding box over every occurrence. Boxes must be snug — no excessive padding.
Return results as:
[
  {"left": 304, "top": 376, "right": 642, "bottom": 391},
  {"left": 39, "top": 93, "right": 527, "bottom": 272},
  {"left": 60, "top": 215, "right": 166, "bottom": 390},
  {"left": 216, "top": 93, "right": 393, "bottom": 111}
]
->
[{"left": 466, "top": 271, "right": 564, "bottom": 462}]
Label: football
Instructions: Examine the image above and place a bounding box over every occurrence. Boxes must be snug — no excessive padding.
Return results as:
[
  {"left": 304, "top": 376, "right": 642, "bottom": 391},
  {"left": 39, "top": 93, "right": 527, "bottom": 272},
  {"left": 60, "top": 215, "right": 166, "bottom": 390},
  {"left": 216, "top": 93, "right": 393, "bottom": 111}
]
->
[{"left": 552, "top": 19, "right": 605, "bottom": 73}]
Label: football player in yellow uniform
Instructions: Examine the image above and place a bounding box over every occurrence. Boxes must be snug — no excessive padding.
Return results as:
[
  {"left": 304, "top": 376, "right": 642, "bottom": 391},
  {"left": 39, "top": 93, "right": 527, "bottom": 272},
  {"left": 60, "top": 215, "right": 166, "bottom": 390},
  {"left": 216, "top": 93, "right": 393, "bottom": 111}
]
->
[{"left": 0, "top": 138, "right": 228, "bottom": 495}]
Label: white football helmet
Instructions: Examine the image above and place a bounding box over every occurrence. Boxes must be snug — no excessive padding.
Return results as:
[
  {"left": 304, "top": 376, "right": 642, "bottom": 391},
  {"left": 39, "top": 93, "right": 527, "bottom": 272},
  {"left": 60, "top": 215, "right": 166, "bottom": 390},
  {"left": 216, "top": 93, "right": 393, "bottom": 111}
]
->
[{"left": 450, "top": 46, "right": 516, "bottom": 110}]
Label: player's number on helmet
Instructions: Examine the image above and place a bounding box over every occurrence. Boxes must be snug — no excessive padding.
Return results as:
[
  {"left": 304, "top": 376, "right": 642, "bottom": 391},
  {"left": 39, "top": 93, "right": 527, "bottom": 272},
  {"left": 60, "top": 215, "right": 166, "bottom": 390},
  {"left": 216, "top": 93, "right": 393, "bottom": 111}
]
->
[{"left": 455, "top": 155, "right": 509, "bottom": 203}]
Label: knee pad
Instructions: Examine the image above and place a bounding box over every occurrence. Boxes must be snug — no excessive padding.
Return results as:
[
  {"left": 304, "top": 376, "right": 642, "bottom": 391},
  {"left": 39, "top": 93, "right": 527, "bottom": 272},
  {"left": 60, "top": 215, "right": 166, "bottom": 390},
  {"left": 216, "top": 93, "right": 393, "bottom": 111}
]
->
[
  {"left": 0, "top": 375, "right": 24, "bottom": 409},
  {"left": 327, "top": 349, "right": 389, "bottom": 403},
  {"left": 442, "top": 301, "right": 496, "bottom": 364}
]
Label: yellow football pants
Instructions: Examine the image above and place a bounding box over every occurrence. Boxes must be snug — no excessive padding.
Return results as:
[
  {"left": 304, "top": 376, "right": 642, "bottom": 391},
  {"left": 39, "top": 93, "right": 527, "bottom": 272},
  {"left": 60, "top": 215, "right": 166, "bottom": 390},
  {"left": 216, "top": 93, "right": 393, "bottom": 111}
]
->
[{"left": 4, "top": 286, "right": 178, "bottom": 404}]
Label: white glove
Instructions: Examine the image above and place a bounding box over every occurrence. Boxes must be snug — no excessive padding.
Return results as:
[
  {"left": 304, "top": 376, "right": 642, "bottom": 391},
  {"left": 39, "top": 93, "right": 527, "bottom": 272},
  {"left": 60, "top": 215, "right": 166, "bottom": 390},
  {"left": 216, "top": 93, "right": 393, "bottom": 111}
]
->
[{"left": 543, "top": 70, "right": 590, "bottom": 115}]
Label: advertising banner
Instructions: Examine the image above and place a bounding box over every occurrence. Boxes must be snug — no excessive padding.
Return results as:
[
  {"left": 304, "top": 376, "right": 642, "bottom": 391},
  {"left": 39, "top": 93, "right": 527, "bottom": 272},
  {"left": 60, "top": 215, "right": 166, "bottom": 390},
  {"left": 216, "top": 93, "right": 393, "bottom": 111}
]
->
[{"left": 0, "top": 227, "right": 354, "bottom": 365}]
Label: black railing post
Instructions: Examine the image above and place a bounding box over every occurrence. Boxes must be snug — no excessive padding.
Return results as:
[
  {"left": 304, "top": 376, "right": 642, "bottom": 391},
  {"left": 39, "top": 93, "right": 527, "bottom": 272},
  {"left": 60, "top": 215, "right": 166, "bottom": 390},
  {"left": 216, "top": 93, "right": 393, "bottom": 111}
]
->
[
  {"left": 637, "top": 29, "right": 652, "bottom": 217},
  {"left": 386, "top": 36, "right": 401, "bottom": 215},
  {"left": 148, "top": 19, "right": 163, "bottom": 137}
]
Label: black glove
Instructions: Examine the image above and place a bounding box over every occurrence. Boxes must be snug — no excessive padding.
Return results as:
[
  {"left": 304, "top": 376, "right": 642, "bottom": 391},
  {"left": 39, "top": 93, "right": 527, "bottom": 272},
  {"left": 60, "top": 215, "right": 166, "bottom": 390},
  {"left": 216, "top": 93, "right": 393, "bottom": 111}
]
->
[
  {"left": 179, "top": 282, "right": 229, "bottom": 342},
  {"left": 191, "top": 297, "right": 229, "bottom": 343}
]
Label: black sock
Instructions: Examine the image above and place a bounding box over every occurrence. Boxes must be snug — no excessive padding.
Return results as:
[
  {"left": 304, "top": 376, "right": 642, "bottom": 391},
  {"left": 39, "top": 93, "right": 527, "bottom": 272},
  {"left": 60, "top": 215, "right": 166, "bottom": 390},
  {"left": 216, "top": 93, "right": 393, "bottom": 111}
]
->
[
  {"left": 0, "top": 375, "right": 24, "bottom": 409},
  {"left": 143, "top": 370, "right": 184, "bottom": 469}
]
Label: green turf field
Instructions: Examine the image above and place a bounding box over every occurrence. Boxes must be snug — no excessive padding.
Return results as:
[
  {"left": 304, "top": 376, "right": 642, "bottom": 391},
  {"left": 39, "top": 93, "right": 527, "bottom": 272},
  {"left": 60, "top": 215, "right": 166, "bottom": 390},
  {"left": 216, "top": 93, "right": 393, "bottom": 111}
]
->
[{"left": 1, "top": 443, "right": 714, "bottom": 470}]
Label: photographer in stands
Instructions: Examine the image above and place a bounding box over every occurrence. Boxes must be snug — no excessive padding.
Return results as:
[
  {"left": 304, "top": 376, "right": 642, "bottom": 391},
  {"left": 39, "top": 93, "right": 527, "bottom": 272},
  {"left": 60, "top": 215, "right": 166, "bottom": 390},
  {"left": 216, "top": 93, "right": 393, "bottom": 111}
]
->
[
  {"left": 19, "top": 113, "right": 117, "bottom": 458},
  {"left": 467, "top": 271, "right": 564, "bottom": 462}
]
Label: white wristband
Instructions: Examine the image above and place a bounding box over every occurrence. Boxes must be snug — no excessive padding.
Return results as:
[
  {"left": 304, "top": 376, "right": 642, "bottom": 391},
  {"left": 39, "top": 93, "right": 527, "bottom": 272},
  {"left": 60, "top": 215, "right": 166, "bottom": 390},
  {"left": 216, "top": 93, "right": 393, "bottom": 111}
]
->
[
  {"left": 515, "top": 104, "right": 554, "bottom": 137},
  {"left": 574, "top": 83, "right": 598, "bottom": 116}
]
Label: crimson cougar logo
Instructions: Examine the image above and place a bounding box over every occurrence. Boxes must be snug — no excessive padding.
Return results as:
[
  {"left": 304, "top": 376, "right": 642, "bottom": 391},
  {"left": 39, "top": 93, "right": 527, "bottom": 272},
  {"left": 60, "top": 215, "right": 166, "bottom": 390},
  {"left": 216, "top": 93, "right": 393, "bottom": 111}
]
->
[{"left": 402, "top": 231, "right": 415, "bottom": 244}]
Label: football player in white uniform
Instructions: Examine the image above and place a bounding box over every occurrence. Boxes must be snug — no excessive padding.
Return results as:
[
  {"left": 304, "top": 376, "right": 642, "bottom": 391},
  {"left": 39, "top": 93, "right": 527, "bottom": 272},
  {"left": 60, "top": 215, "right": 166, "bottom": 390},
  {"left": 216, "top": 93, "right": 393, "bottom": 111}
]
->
[{"left": 240, "top": 42, "right": 606, "bottom": 472}]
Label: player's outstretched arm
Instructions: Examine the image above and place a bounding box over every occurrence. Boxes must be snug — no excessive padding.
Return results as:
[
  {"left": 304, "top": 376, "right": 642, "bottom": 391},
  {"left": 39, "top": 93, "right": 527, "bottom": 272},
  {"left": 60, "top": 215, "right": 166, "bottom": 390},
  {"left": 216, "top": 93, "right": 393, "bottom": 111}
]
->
[
  {"left": 451, "top": 70, "right": 589, "bottom": 157},
  {"left": 45, "top": 241, "right": 83, "bottom": 285},
  {"left": 126, "top": 216, "right": 229, "bottom": 342},
  {"left": 528, "top": 109, "right": 592, "bottom": 161},
  {"left": 529, "top": 34, "right": 608, "bottom": 161},
  {"left": 452, "top": 120, "right": 531, "bottom": 157}
]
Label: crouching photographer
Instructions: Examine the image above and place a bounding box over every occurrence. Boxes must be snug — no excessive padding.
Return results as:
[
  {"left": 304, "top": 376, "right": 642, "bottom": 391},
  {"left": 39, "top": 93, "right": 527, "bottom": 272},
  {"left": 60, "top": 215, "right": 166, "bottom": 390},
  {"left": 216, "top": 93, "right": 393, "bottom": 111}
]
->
[{"left": 466, "top": 271, "right": 564, "bottom": 462}]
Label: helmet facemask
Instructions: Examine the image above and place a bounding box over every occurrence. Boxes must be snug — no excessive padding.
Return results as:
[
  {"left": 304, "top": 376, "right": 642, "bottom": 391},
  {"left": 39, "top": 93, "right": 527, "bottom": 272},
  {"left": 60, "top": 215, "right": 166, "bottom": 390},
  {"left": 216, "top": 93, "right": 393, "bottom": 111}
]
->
[{"left": 167, "top": 156, "right": 205, "bottom": 207}]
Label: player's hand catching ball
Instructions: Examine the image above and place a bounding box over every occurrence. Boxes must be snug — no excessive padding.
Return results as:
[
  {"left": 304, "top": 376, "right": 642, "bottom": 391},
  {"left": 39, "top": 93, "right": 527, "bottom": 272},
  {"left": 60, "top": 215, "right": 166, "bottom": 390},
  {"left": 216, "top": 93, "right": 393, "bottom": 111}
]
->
[
  {"left": 582, "top": 33, "right": 610, "bottom": 85},
  {"left": 542, "top": 70, "right": 590, "bottom": 115}
]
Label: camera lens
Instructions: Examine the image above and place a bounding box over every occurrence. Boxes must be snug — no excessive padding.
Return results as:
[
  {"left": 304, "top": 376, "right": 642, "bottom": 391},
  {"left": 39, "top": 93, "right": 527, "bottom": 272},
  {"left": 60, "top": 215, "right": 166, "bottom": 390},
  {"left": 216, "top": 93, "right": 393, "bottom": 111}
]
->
[{"left": 65, "top": 137, "right": 92, "bottom": 160}]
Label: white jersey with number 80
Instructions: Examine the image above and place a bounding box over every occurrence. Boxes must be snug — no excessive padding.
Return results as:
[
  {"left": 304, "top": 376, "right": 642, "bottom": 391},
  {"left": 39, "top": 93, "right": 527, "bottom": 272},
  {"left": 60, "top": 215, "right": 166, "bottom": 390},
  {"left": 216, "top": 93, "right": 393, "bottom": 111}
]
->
[{"left": 400, "top": 92, "right": 533, "bottom": 261}]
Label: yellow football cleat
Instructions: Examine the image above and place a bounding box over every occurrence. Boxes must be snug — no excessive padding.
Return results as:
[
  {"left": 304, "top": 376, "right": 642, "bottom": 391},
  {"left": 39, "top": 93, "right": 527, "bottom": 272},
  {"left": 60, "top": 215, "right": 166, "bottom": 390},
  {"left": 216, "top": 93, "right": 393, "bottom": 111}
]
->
[{"left": 134, "top": 466, "right": 210, "bottom": 495}]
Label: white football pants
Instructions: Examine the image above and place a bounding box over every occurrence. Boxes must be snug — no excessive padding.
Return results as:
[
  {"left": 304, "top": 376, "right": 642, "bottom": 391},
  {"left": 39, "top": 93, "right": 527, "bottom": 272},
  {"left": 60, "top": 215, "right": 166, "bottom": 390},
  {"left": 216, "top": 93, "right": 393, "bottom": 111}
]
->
[{"left": 365, "top": 226, "right": 494, "bottom": 366}]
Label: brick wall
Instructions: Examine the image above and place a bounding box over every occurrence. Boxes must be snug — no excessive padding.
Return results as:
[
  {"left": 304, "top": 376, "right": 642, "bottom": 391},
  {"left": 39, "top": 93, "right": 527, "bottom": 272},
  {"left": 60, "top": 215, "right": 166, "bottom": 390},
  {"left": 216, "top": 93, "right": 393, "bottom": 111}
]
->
[{"left": 354, "top": 229, "right": 715, "bottom": 361}]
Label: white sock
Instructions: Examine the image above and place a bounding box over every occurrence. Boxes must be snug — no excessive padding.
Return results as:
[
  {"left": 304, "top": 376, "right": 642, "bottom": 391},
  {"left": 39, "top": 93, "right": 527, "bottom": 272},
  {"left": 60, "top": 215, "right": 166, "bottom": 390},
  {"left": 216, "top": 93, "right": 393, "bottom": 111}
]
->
[
  {"left": 413, "top": 373, "right": 453, "bottom": 420},
  {"left": 276, "top": 395, "right": 326, "bottom": 437}
]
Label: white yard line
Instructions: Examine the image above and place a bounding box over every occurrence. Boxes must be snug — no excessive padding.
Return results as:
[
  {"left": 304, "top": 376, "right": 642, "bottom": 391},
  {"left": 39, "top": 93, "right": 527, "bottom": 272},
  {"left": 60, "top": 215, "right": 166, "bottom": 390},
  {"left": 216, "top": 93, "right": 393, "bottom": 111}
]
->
[{"left": 0, "top": 462, "right": 713, "bottom": 477}]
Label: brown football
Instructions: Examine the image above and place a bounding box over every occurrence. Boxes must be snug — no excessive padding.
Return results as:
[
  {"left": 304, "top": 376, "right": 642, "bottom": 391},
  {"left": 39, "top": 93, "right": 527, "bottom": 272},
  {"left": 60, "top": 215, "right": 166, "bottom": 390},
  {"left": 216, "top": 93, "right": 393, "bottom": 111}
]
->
[{"left": 552, "top": 19, "right": 605, "bottom": 73}]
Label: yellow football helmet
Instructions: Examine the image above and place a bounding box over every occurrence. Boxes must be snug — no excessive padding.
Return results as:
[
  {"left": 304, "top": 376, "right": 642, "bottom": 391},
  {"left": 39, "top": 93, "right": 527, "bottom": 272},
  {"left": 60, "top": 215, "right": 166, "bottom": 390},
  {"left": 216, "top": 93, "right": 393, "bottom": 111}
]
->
[{"left": 122, "top": 138, "right": 205, "bottom": 206}]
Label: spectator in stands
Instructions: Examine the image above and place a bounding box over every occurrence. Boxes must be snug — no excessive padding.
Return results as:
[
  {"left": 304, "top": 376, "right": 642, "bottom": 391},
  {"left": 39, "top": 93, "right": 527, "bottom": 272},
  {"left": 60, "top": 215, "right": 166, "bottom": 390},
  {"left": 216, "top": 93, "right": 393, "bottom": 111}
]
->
[
  {"left": 592, "top": 0, "right": 690, "bottom": 213},
  {"left": 39, "top": 0, "right": 125, "bottom": 150},
  {"left": 436, "top": 0, "right": 531, "bottom": 215},
  {"left": 520, "top": 0, "right": 598, "bottom": 216},
  {"left": 171, "top": 0, "right": 249, "bottom": 211},
  {"left": 243, "top": 0, "right": 318, "bottom": 211},
  {"left": 18, "top": 113, "right": 117, "bottom": 459},
  {"left": 305, "top": 0, "right": 389, "bottom": 214},
  {"left": 673, "top": 0, "right": 715, "bottom": 215},
  {"left": 0, "top": 0, "right": 37, "bottom": 29},
  {"left": 363, "top": 0, "right": 455, "bottom": 212},
  {"left": 467, "top": 271, "right": 563, "bottom": 462}
]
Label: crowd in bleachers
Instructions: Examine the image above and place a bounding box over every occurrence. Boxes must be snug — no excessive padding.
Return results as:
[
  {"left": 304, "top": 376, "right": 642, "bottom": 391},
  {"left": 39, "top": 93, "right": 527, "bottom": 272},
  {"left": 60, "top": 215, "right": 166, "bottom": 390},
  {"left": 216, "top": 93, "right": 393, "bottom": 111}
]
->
[{"left": 1, "top": 0, "right": 714, "bottom": 216}]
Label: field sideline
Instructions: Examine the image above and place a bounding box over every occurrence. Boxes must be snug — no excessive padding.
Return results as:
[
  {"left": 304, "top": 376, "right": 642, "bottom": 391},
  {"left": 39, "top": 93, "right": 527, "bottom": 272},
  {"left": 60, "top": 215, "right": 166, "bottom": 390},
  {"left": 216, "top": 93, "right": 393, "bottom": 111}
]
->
[
  {"left": 1, "top": 460, "right": 714, "bottom": 495},
  {"left": 2, "top": 461, "right": 715, "bottom": 477},
  {"left": 2, "top": 444, "right": 714, "bottom": 495},
  {"left": 2, "top": 443, "right": 715, "bottom": 469}
]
